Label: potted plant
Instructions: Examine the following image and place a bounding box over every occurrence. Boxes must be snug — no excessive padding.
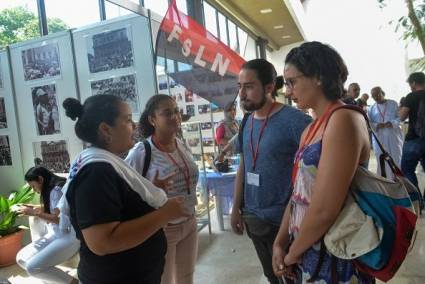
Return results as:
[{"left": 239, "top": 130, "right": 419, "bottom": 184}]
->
[{"left": 0, "top": 184, "right": 35, "bottom": 267}]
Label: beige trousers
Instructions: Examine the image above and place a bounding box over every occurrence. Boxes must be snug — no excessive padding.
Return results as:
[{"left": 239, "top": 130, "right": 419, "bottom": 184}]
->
[{"left": 161, "top": 216, "right": 198, "bottom": 284}]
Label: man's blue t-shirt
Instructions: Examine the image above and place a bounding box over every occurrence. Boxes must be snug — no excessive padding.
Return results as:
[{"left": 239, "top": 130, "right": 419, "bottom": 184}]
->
[{"left": 241, "top": 105, "right": 311, "bottom": 226}]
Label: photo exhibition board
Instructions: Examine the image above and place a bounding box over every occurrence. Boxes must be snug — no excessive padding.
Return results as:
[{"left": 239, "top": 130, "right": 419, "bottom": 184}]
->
[
  {"left": 72, "top": 14, "right": 157, "bottom": 121},
  {"left": 9, "top": 31, "right": 83, "bottom": 173},
  {"left": 0, "top": 50, "right": 25, "bottom": 195}
]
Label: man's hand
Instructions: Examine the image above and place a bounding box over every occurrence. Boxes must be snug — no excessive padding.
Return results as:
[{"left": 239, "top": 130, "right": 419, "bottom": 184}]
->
[{"left": 230, "top": 209, "right": 244, "bottom": 234}]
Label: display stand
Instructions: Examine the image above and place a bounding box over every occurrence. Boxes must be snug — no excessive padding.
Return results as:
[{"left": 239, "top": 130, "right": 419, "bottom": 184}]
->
[{"left": 181, "top": 121, "right": 212, "bottom": 235}]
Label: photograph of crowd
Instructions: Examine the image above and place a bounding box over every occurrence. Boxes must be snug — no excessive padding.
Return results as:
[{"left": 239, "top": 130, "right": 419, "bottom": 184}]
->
[
  {"left": 22, "top": 43, "right": 61, "bottom": 81},
  {"left": 201, "top": 122, "right": 212, "bottom": 130},
  {"left": 91, "top": 74, "right": 139, "bottom": 113},
  {"left": 185, "top": 90, "right": 193, "bottom": 102},
  {"left": 87, "top": 27, "right": 134, "bottom": 73},
  {"left": 202, "top": 138, "right": 214, "bottom": 148},
  {"left": 188, "top": 138, "right": 200, "bottom": 147},
  {"left": 0, "top": 135, "right": 12, "bottom": 166},
  {"left": 0, "top": 98, "right": 7, "bottom": 129},
  {"left": 198, "top": 104, "right": 211, "bottom": 114},
  {"left": 186, "top": 105, "right": 195, "bottom": 116},
  {"left": 33, "top": 140, "right": 70, "bottom": 172},
  {"left": 31, "top": 84, "right": 61, "bottom": 135},
  {"left": 183, "top": 123, "right": 199, "bottom": 132}
]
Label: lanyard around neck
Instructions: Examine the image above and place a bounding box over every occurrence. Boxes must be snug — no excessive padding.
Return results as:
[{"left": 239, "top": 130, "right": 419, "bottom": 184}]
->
[
  {"left": 249, "top": 102, "right": 277, "bottom": 171},
  {"left": 152, "top": 135, "right": 191, "bottom": 194}
]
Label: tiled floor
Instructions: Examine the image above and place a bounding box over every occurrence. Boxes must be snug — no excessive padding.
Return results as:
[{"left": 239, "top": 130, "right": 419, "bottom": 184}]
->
[{"left": 1, "top": 156, "right": 424, "bottom": 284}]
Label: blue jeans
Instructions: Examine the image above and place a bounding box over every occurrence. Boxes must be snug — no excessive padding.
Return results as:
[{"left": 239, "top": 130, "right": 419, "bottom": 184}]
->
[{"left": 401, "top": 137, "right": 425, "bottom": 188}]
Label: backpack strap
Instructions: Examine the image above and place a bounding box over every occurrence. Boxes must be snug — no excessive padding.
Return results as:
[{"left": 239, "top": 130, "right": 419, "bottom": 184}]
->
[
  {"left": 323, "top": 104, "right": 402, "bottom": 177},
  {"left": 238, "top": 112, "right": 251, "bottom": 152},
  {"left": 142, "top": 140, "right": 151, "bottom": 178}
]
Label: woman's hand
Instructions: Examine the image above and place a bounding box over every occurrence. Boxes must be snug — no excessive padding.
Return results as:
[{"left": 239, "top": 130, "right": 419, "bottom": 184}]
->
[
  {"left": 18, "top": 205, "right": 41, "bottom": 217},
  {"left": 284, "top": 250, "right": 302, "bottom": 266},
  {"left": 161, "top": 197, "right": 191, "bottom": 220},
  {"left": 153, "top": 170, "right": 177, "bottom": 192},
  {"left": 273, "top": 244, "right": 298, "bottom": 280}
]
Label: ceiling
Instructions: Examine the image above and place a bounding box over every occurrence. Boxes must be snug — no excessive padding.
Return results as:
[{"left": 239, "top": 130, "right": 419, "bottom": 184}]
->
[{"left": 208, "top": 0, "right": 305, "bottom": 50}]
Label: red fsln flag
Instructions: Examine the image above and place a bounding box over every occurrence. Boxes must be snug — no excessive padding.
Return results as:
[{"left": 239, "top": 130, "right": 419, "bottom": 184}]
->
[{"left": 156, "top": 0, "right": 245, "bottom": 108}]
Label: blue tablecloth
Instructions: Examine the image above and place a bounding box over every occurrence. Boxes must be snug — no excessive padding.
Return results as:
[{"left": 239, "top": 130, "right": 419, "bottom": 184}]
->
[{"left": 199, "top": 168, "right": 237, "bottom": 224}]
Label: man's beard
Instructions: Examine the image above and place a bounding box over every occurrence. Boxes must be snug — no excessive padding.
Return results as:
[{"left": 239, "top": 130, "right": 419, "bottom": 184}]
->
[{"left": 241, "top": 93, "right": 267, "bottom": 112}]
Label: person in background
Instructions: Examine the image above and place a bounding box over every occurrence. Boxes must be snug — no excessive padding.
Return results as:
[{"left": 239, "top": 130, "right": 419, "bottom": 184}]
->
[
  {"left": 231, "top": 59, "right": 311, "bottom": 284},
  {"left": 126, "top": 94, "right": 199, "bottom": 284},
  {"left": 215, "top": 102, "right": 239, "bottom": 153},
  {"left": 357, "top": 93, "right": 369, "bottom": 110},
  {"left": 16, "top": 166, "right": 80, "bottom": 284},
  {"left": 273, "top": 41, "right": 373, "bottom": 283},
  {"left": 342, "top": 82, "right": 360, "bottom": 105},
  {"left": 368, "top": 86, "right": 403, "bottom": 179},
  {"left": 399, "top": 72, "right": 425, "bottom": 191},
  {"left": 62, "top": 95, "right": 189, "bottom": 283}
]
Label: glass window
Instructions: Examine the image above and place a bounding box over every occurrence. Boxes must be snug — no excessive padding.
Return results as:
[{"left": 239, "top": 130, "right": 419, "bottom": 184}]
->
[
  {"left": 227, "top": 20, "right": 238, "bottom": 52},
  {"left": 45, "top": 0, "right": 100, "bottom": 30},
  {"left": 217, "top": 12, "right": 228, "bottom": 45},
  {"left": 203, "top": 2, "right": 217, "bottom": 37},
  {"left": 238, "top": 27, "right": 248, "bottom": 56},
  {"left": 144, "top": 0, "right": 169, "bottom": 17},
  {"left": 0, "top": 0, "right": 40, "bottom": 46},
  {"left": 105, "top": 1, "right": 133, "bottom": 19}
]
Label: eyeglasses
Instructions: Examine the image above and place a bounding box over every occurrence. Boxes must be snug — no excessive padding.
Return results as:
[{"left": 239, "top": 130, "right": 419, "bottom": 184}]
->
[
  {"left": 283, "top": 75, "right": 304, "bottom": 90},
  {"left": 157, "top": 108, "right": 181, "bottom": 119}
]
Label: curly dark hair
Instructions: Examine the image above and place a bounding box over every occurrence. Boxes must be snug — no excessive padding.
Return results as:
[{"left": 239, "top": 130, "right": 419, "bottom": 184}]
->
[
  {"left": 138, "top": 94, "right": 175, "bottom": 138},
  {"left": 285, "top": 41, "right": 348, "bottom": 100}
]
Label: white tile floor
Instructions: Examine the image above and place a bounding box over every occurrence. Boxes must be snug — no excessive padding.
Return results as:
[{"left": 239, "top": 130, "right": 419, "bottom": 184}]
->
[{"left": 1, "top": 155, "right": 424, "bottom": 284}]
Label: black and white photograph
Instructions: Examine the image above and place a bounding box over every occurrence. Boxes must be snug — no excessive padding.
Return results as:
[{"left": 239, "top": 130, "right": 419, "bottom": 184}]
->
[
  {"left": 202, "top": 138, "right": 214, "bottom": 147},
  {"left": 186, "top": 105, "right": 195, "bottom": 116},
  {"left": 201, "top": 122, "right": 212, "bottom": 130},
  {"left": 91, "top": 74, "right": 139, "bottom": 113},
  {"left": 31, "top": 84, "right": 61, "bottom": 135},
  {"left": 185, "top": 90, "right": 193, "bottom": 102},
  {"left": 0, "top": 97, "right": 7, "bottom": 129},
  {"left": 87, "top": 27, "right": 134, "bottom": 73},
  {"left": 198, "top": 104, "right": 211, "bottom": 114},
  {"left": 0, "top": 135, "right": 12, "bottom": 166},
  {"left": 184, "top": 123, "right": 199, "bottom": 132},
  {"left": 33, "top": 140, "right": 70, "bottom": 172},
  {"left": 187, "top": 138, "right": 200, "bottom": 147},
  {"left": 22, "top": 43, "right": 61, "bottom": 81}
]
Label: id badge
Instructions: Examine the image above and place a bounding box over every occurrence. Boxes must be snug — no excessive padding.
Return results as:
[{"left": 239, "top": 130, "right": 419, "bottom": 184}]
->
[{"left": 247, "top": 172, "right": 260, "bottom": 187}]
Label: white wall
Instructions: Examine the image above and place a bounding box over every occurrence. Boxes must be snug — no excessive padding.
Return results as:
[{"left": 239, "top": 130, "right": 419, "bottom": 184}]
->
[{"left": 0, "top": 50, "right": 25, "bottom": 195}]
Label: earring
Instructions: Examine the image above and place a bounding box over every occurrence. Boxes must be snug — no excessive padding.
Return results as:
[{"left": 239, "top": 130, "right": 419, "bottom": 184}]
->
[{"left": 317, "top": 81, "right": 322, "bottom": 86}]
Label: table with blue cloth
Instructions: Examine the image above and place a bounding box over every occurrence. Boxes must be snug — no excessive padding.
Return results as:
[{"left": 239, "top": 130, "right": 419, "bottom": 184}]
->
[{"left": 199, "top": 168, "right": 237, "bottom": 231}]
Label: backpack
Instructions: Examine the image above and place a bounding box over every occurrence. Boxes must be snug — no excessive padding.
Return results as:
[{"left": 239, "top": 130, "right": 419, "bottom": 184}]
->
[
  {"left": 311, "top": 105, "right": 419, "bottom": 283},
  {"left": 414, "top": 97, "right": 425, "bottom": 138},
  {"left": 238, "top": 112, "right": 251, "bottom": 152},
  {"left": 141, "top": 140, "right": 151, "bottom": 178}
]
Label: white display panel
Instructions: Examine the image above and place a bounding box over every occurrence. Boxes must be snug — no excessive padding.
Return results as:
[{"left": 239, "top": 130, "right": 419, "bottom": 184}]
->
[
  {"left": 9, "top": 31, "right": 83, "bottom": 173},
  {"left": 0, "top": 50, "right": 25, "bottom": 195},
  {"left": 72, "top": 14, "right": 157, "bottom": 121}
]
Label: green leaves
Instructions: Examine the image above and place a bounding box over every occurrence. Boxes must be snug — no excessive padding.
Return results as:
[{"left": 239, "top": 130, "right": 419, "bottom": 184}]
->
[
  {"left": 0, "top": 184, "right": 35, "bottom": 237},
  {"left": 0, "top": 6, "right": 69, "bottom": 49}
]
